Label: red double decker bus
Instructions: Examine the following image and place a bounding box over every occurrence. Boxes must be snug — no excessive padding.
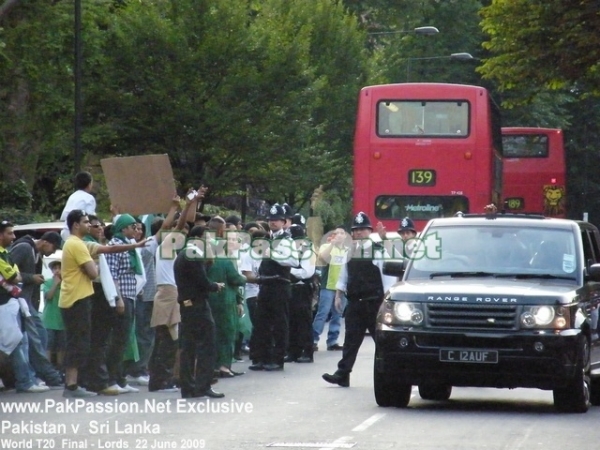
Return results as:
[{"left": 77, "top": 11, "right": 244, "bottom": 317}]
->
[
  {"left": 501, "top": 127, "right": 566, "bottom": 218},
  {"left": 352, "top": 83, "right": 503, "bottom": 231}
]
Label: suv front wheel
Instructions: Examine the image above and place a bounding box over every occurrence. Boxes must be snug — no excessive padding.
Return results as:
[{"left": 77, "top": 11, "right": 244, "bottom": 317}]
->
[
  {"left": 374, "top": 356, "right": 411, "bottom": 408},
  {"left": 553, "top": 337, "right": 591, "bottom": 413}
]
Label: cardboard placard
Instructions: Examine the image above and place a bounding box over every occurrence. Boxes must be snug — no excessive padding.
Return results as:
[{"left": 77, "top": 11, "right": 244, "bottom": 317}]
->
[{"left": 101, "top": 154, "right": 176, "bottom": 216}]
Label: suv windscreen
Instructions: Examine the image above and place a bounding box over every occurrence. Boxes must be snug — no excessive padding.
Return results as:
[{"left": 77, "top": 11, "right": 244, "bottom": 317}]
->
[{"left": 408, "top": 225, "right": 578, "bottom": 281}]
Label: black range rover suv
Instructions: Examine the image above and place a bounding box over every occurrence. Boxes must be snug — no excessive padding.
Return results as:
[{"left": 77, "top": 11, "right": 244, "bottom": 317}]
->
[{"left": 375, "top": 214, "right": 600, "bottom": 412}]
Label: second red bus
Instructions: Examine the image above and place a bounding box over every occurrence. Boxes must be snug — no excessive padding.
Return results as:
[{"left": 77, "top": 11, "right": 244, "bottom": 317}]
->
[{"left": 501, "top": 127, "right": 566, "bottom": 217}]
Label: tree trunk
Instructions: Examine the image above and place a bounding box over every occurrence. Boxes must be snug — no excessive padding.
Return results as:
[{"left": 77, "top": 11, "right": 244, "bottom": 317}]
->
[{"left": 0, "top": 0, "right": 21, "bottom": 20}]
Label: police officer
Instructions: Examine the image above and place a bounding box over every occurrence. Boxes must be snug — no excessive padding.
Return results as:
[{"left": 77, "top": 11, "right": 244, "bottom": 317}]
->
[
  {"left": 322, "top": 212, "right": 396, "bottom": 387},
  {"left": 249, "top": 204, "right": 299, "bottom": 371},
  {"left": 376, "top": 216, "right": 418, "bottom": 259},
  {"left": 282, "top": 203, "right": 294, "bottom": 231},
  {"left": 285, "top": 224, "right": 316, "bottom": 363},
  {"left": 291, "top": 213, "right": 306, "bottom": 228}
]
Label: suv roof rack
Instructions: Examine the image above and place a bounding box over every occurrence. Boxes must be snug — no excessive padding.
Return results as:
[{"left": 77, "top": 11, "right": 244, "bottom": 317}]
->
[{"left": 453, "top": 211, "right": 547, "bottom": 220}]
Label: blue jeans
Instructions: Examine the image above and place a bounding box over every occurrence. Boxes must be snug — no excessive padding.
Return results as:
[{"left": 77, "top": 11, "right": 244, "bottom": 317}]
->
[
  {"left": 10, "top": 336, "right": 35, "bottom": 391},
  {"left": 22, "top": 309, "right": 62, "bottom": 385},
  {"left": 312, "top": 289, "right": 346, "bottom": 347}
]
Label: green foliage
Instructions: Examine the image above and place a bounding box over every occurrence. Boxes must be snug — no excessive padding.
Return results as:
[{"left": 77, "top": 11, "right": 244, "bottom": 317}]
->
[
  {"left": 364, "top": 0, "right": 484, "bottom": 85},
  {"left": 499, "top": 91, "right": 574, "bottom": 129},
  {"left": 1, "top": 0, "right": 598, "bottom": 227},
  {"left": 0, "top": 179, "right": 32, "bottom": 210},
  {"left": 81, "top": 0, "right": 368, "bottom": 222},
  {"left": 312, "top": 183, "right": 353, "bottom": 231},
  {"left": 0, "top": 208, "right": 38, "bottom": 225},
  {"left": 480, "top": 0, "right": 600, "bottom": 96}
]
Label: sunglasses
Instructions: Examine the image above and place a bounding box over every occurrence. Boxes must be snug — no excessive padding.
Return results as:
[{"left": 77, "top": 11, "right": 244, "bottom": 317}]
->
[{"left": 90, "top": 224, "right": 103, "bottom": 229}]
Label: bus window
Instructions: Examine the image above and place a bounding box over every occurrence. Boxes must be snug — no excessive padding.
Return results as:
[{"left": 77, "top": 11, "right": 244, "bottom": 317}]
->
[
  {"left": 377, "top": 100, "right": 469, "bottom": 137},
  {"left": 503, "top": 134, "right": 549, "bottom": 158}
]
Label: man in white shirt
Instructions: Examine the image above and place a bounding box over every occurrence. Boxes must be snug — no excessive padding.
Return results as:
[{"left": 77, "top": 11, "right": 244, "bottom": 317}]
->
[
  {"left": 60, "top": 172, "right": 96, "bottom": 241},
  {"left": 148, "top": 195, "right": 197, "bottom": 392},
  {"left": 285, "top": 225, "right": 316, "bottom": 363},
  {"left": 60, "top": 172, "right": 96, "bottom": 220},
  {"left": 240, "top": 227, "right": 266, "bottom": 364}
]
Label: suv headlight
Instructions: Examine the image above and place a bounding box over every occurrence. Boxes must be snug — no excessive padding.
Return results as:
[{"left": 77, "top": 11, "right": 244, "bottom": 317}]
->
[
  {"left": 520, "top": 305, "right": 569, "bottom": 329},
  {"left": 382, "top": 301, "right": 424, "bottom": 326}
]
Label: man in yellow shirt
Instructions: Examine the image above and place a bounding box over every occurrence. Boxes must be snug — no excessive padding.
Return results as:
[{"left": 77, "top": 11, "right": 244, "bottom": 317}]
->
[
  {"left": 59, "top": 210, "right": 98, "bottom": 398},
  {"left": 60, "top": 210, "right": 145, "bottom": 398}
]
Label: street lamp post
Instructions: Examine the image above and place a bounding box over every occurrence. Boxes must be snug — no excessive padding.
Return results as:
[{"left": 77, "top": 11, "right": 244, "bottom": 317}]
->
[
  {"left": 405, "top": 52, "right": 475, "bottom": 82},
  {"left": 74, "top": 0, "right": 82, "bottom": 174},
  {"left": 368, "top": 26, "right": 439, "bottom": 36}
]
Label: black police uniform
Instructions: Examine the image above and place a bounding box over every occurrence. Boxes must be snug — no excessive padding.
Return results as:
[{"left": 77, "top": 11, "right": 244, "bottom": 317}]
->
[
  {"left": 174, "top": 242, "right": 221, "bottom": 398},
  {"left": 286, "top": 225, "right": 315, "bottom": 362},
  {"left": 322, "top": 212, "right": 388, "bottom": 387},
  {"left": 250, "top": 204, "right": 297, "bottom": 371}
]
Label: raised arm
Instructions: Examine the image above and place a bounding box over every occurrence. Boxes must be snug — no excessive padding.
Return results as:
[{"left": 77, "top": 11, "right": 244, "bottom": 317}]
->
[
  {"left": 96, "top": 239, "right": 146, "bottom": 254},
  {"left": 318, "top": 242, "right": 334, "bottom": 264},
  {"left": 174, "top": 190, "right": 199, "bottom": 231},
  {"left": 155, "top": 195, "right": 181, "bottom": 244}
]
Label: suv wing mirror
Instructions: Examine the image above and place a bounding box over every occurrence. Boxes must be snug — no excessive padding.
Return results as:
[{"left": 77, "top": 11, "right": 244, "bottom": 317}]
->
[
  {"left": 588, "top": 263, "right": 600, "bottom": 282},
  {"left": 383, "top": 260, "right": 405, "bottom": 277}
]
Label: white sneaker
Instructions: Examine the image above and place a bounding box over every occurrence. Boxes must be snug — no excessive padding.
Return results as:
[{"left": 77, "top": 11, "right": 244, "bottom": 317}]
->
[
  {"left": 21, "top": 384, "right": 50, "bottom": 393},
  {"left": 121, "top": 384, "right": 140, "bottom": 393},
  {"left": 99, "top": 385, "right": 122, "bottom": 395},
  {"left": 126, "top": 375, "right": 149, "bottom": 386},
  {"left": 0, "top": 379, "right": 5, "bottom": 391},
  {"left": 156, "top": 387, "right": 179, "bottom": 393},
  {"left": 62, "top": 386, "right": 97, "bottom": 398},
  {"left": 114, "top": 384, "right": 130, "bottom": 394}
]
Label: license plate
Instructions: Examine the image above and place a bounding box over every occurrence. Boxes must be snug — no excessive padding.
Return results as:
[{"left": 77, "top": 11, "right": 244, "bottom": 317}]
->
[{"left": 440, "top": 349, "right": 498, "bottom": 364}]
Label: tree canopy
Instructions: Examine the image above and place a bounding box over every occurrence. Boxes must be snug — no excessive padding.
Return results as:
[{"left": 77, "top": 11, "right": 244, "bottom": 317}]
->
[
  {"left": 1, "top": 0, "right": 600, "bottom": 225},
  {"left": 480, "top": 0, "right": 600, "bottom": 95}
]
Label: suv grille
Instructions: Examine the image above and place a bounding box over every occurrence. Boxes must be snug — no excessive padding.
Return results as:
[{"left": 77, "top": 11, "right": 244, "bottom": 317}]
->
[{"left": 427, "top": 303, "right": 518, "bottom": 330}]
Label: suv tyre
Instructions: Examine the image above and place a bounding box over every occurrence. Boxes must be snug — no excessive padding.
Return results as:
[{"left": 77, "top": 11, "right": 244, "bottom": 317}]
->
[
  {"left": 418, "top": 383, "right": 452, "bottom": 401},
  {"left": 590, "top": 378, "right": 600, "bottom": 406},
  {"left": 374, "top": 357, "right": 411, "bottom": 408},
  {"left": 553, "top": 337, "right": 590, "bottom": 413}
]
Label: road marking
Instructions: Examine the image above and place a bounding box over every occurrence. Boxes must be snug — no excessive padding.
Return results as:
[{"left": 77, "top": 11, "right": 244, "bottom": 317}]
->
[
  {"left": 351, "top": 412, "right": 386, "bottom": 432},
  {"left": 318, "top": 436, "right": 355, "bottom": 450},
  {"left": 266, "top": 440, "right": 355, "bottom": 448}
]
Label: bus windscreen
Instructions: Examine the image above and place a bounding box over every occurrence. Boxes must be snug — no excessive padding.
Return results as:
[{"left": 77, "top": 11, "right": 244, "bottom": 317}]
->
[{"left": 502, "top": 134, "right": 549, "bottom": 158}]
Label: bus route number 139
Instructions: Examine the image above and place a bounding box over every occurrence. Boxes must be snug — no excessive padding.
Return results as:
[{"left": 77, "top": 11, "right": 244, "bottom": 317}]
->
[{"left": 408, "top": 169, "right": 436, "bottom": 187}]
